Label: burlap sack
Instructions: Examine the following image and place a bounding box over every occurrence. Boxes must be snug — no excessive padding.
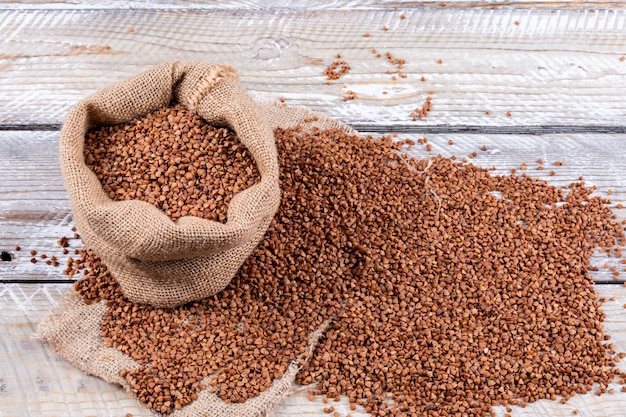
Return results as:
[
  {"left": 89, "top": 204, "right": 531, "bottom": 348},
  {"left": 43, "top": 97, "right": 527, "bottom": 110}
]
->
[
  {"left": 39, "top": 99, "right": 353, "bottom": 417},
  {"left": 60, "top": 61, "right": 280, "bottom": 307}
]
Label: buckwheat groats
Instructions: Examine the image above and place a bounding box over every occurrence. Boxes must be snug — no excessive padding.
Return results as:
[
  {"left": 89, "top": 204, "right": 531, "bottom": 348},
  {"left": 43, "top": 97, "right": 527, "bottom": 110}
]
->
[
  {"left": 70, "top": 107, "right": 625, "bottom": 416},
  {"left": 84, "top": 104, "right": 260, "bottom": 223}
]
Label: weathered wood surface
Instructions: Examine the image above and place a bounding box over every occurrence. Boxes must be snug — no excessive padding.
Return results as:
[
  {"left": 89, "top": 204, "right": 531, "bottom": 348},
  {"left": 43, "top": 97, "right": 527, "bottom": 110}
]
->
[
  {"left": 2, "top": 1, "right": 626, "bottom": 10},
  {"left": 1, "top": 1, "right": 626, "bottom": 417},
  {"left": 1, "top": 7, "right": 626, "bottom": 129},
  {"left": 2, "top": 283, "right": 626, "bottom": 417},
  {"left": 1, "top": 130, "right": 624, "bottom": 284}
]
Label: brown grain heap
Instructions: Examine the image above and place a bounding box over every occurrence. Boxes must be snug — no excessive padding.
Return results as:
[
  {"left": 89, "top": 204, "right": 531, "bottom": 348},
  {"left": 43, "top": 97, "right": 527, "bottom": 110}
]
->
[
  {"left": 84, "top": 104, "right": 260, "bottom": 223},
  {"left": 69, "top": 114, "right": 626, "bottom": 416}
]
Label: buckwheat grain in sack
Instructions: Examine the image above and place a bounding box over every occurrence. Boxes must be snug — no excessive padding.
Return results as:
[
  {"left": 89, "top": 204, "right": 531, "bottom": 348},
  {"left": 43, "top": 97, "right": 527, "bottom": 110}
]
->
[{"left": 57, "top": 61, "right": 281, "bottom": 308}]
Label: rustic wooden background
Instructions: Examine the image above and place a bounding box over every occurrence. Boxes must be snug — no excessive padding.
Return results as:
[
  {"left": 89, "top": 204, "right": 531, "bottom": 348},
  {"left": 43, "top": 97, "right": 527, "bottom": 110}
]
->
[{"left": 1, "top": 1, "right": 625, "bottom": 416}]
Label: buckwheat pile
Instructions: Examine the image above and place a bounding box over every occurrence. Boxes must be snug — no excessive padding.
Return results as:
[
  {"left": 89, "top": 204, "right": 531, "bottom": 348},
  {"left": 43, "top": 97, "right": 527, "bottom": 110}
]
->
[{"left": 74, "top": 106, "right": 625, "bottom": 416}]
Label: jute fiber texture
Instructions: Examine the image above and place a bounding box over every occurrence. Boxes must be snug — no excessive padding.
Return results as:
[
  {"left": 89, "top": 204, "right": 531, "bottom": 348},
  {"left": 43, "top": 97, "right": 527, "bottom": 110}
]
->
[
  {"left": 40, "top": 98, "right": 351, "bottom": 417},
  {"left": 37, "top": 287, "right": 331, "bottom": 417},
  {"left": 59, "top": 61, "right": 281, "bottom": 308}
]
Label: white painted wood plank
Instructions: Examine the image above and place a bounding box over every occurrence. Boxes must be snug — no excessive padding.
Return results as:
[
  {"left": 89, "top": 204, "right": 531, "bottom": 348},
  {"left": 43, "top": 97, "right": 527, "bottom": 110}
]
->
[
  {"left": 0, "top": 284, "right": 153, "bottom": 417},
  {"left": 1, "top": 282, "right": 626, "bottom": 417},
  {"left": 1, "top": 8, "right": 626, "bottom": 127},
  {"left": 0, "top": 130, "right": 74, "bottom": 281},
  {"left": 1, "top": 130, "right": 624, "bottom": 283},
  {"left": 2, "top": 1, "right": 626, "bottom": 11}
]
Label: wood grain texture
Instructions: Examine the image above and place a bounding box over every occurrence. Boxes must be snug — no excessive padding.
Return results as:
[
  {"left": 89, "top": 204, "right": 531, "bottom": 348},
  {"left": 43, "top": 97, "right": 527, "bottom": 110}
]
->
[
  {"left": 0, "top": 130, "right": 74, "bottom": 282},
  {"left": 1, "top": 130, "right": 624, "bottom": 283},
  {"left": 1, "top": 282, "right": 626, "bottom": 417},
  {"left": 2, "top": 1, "right": 626, "bottom": 11},
  {"left": 1, "top": 2, "right": 626, "bottom": 416},
  {"left": 0, "top": 284, "right": 150, "bottom": 417},
  {"left": 1, "top": 7, "right": 626, "bottom": 128}
]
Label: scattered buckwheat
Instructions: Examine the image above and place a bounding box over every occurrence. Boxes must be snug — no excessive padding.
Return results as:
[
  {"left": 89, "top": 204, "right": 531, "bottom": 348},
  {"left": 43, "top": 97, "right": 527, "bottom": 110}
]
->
[
  {"left": 73, "top": 118, "right": 625, "bottom": 417},
  {"left": 324, "top": 60, "right": 351, "bottom": 80}
]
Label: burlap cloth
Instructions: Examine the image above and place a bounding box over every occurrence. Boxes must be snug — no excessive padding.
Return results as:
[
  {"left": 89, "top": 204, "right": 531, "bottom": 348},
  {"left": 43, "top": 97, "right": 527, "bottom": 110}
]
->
[
  {"left": 39, "top": 62, "right": 357, "bottom": 417},
  {"left": 59, "top": 61, "right": 281, "bottom": 308},
  {"left": 38, "top": 287, "right": 331, "bottom": 417}
]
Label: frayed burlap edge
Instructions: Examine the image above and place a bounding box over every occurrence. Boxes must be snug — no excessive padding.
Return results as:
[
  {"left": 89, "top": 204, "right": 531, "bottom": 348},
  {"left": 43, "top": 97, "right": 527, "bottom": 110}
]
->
[
  {"left": 261, "top": 102, "right": 357, "bottom": 136},
  {"left": 36, "top": 289, "right": 139, "bottom": 387},
  {"left": 37, "top": 288, "right": 331, "bottom": 417}
]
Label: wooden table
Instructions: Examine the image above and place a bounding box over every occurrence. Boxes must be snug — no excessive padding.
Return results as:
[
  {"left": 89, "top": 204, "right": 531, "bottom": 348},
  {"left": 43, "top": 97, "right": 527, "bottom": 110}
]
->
[{"left": 1, "top": 1, "right": 625, "bottom": 416}]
